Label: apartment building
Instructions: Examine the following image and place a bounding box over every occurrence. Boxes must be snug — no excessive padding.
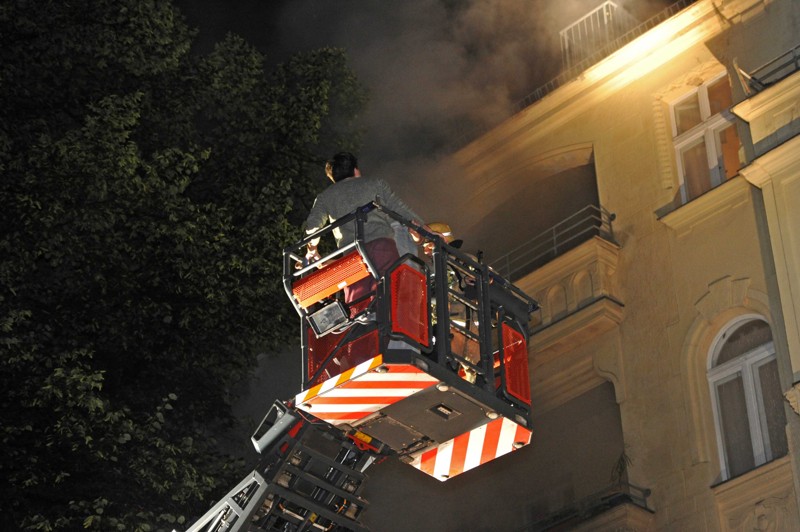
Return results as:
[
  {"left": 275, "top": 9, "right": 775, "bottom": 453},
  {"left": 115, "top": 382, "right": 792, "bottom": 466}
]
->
[{"left": 364, "top": 1, "right": 800, "bottom": 530}]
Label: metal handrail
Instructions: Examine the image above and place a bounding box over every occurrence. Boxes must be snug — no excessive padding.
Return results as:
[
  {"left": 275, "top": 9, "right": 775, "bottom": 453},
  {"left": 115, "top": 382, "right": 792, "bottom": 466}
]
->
[
  {"left": 748, "top": 42, "right": 800, "bottom": 90},
  {"left": 489, "top": 204, "right": 616, "bottom": 281}
]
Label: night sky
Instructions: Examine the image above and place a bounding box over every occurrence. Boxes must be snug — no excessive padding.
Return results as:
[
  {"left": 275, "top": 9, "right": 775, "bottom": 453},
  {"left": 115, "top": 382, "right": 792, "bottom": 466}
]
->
[{"left": 174, "top": 1, "right": 673, "bottom": 222}]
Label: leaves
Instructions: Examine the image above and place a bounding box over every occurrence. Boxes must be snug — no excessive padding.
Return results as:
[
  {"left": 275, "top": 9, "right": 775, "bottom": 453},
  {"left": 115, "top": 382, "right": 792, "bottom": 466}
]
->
[{"left": 1, "top": 0, "right": 366, "bottom": 530}]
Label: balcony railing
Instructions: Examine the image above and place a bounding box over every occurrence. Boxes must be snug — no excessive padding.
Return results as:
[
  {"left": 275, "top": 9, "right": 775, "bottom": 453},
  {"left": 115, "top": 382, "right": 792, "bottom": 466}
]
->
[
  {"left": 516, "top": 0, "right": 698, "bottom": 111},
  {"left": 746, "top": 42, "right": 800, "bottom": 91},
  {"left": 490, "top": 205, "right": 617, "bottom": 282},
  {"left": 560, "top": 1, "right": 639, "bottom": 70},
  {"left": 453, "top": 0, "right": 699, "bottom": 150},
  {"left": 524, "top": 482, "right": 653, "bottom": 532}
]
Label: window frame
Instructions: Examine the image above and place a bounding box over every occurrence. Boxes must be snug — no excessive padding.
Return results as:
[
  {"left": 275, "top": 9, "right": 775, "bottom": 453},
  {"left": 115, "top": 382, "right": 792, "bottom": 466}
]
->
[
  {"left": 669, "top": 72, "right": 741, "bottom": 205},
  {"left": 707, "top": 316, "right": 781, "bottom": 481}
]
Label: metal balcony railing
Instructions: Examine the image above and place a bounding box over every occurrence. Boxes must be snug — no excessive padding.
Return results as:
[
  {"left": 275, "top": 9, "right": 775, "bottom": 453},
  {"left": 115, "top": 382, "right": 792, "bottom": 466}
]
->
[
  {"left": 517, "top": 0, "right": 697, "bottom": 110},
  {"left": 560, "top": 2, "right": 639, "bottom": 70},
  {"left": 746, "top": 42, "right": 800, "bottom": 91},
  {"left": 489, "top": 204, "right": 616, "bottom": 282},
  {"left": 523, "top": 482, "right": 653, "bottom": 531},
  {"left": 452, "top": 0, "right": 699, "bottom": 150}
]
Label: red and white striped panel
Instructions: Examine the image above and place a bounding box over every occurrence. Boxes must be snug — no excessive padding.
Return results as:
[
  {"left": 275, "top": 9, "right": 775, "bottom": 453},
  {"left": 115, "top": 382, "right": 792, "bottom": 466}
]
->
[
  {"left": 295, "top": 355, "right": 439, "bottom": 426},
  {"left": 409, "top": 417, "right": 531, "bottom": 481}
]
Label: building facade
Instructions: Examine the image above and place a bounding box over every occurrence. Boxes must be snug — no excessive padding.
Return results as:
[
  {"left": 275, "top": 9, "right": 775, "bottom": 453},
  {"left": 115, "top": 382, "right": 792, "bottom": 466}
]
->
[{"left": 364, "top": 0, "right": 800, "bottom": 530}]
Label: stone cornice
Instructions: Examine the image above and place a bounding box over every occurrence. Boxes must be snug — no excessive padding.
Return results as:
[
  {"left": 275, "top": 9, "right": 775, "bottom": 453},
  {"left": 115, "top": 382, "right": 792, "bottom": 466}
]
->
[
  {"left": 740, "top": 134, "right": 800, "bottom": 188},
  {"left": 732, "top": 70, "right": 800, "bottom": 127},
  {"left": 516, "top": 236, "right": 620, "bottom": 295},
  {"left": 658, "top": 176, "right": 751, "bottom": 236},
  {"left": 531, "top": 297, "right": 625, "bottom": 358}
]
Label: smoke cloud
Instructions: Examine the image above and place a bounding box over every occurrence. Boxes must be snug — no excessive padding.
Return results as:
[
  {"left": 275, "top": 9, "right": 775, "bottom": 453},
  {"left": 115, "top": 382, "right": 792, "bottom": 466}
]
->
[
  {"left": 178, "top": 0, "right": 674, "bottom": 223},
  {"left": 258, "top": 1, "right": 670, "bottom": 214}
]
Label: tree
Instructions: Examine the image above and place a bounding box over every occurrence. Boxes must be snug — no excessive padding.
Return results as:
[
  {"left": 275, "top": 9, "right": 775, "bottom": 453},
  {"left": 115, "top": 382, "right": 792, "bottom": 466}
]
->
[{"left": 0, "top": 1, "right": 367, "bottom": 529}]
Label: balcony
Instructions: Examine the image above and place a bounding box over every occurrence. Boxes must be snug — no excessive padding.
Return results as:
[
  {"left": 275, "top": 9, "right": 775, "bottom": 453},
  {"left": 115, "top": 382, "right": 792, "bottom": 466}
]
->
[
  {"left": 733, "top": 45, "right": 800, "bottom": 158},
  {"left": 491, "top": 206, "right": 624, "bottom": 411},
  {"left": 742, "top": 42, "right": 800, "bottom": 92},
  {"left": 524, "top": 482, "right": 655, "bottom": 531},
  {"left": 490, "top": 204, "right": 617, "bottom": 283}
]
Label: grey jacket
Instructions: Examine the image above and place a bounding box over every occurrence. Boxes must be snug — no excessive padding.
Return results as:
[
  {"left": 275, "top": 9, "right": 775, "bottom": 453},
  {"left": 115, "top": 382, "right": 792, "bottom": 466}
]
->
[{"left": 305, "top": 176, "right": 421, "bottom": 247}]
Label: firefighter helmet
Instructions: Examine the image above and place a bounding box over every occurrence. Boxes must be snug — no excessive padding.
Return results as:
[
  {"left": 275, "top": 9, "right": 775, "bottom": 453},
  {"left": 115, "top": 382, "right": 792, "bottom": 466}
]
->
[{"left": 428, "top": 222, "right": 454, "bottom": 243}]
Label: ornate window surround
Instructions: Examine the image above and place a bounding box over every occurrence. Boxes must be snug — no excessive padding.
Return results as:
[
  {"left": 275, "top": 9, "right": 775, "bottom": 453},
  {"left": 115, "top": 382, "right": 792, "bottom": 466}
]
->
[
  {"left": 679, "top": 276, "right": 774, "bottom": 475},
  {"left": 706, "top": 315, "right": 781, "bottom": 481}
]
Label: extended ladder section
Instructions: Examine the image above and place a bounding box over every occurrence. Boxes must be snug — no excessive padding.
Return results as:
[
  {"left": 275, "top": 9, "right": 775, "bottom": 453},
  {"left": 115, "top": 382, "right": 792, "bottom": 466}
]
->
[
  {"left": 185, "top": 402, "right": 382, "bottom": 532},
  {"left": 285, "top": 203, "right": 539, "bottom": 481}
]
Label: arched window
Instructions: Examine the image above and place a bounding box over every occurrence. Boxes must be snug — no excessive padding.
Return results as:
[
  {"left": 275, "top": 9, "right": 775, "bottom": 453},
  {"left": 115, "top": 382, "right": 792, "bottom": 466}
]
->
[{"left": 707, "top": 317, "right": 788, "bottom": 480}]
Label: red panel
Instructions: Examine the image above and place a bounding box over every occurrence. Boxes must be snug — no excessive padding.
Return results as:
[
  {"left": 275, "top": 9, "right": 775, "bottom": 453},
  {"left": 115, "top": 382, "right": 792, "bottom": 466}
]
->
[
  {"left": 292, "top": 250, "right": 370, "bottom": 309},
  {"left": 390, "top": 264, "right": 429, "bottom": 347},
  {"left": 501, "top": 323, "right": 531, "bottom": 404},
  {"left": 307, "top": 329, "right": 380, "bottom": 385}
]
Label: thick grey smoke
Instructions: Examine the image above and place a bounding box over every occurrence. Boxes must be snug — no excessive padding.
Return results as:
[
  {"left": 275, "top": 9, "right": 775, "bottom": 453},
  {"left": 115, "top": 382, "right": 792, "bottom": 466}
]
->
[
  {"left": 266, "top": 0, "right": 672, "bottom": 219},
  {"left": 274, "top": 1, "right": 572, "bottom": 168},
  {"left": 179, "top": 0, "right": 673, "bottom": 222}
]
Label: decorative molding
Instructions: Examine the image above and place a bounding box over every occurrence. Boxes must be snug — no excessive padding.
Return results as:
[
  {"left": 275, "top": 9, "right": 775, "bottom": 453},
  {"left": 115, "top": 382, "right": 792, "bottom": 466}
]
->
[
  {"left": 652, "top": 97, "right": 677, "bottom": 191},
  {"left": 740, "top": 134, "right": 800, "bottom": 189},
  {"left": 695, "top": 277, "right": 752, "bottom": 322},
  {"left": 728, "top": 496, "right": 792, "bottom": 531},
  {"left": 572, "top": 502, "right": 656, "bottom": 531},
  {"left": 785, "top": 383, "right": 800, "bottom": 416},
  {"left": 739, "top": 133, "right": 800, "bottom": 378},
  {"left": 680, "top": 281, "right": 773, "bottom": 466},
  {"left": 518, "top": 236, "right": 620, "bottom": 293},
  {"left": 713, "top": 456, "right": 799, "bottom": 531},
  {"left": 658, "top": 176, "right": 751, "bottom": 236},
  {"left": 594, "top": 333, "right": 627, "bottom": 404},
  {"left": 732, "top": 67, "right": 800, "bottom": 148},
  {"left": 529, "top": 299, "right": 625, "bottom": 413},
  {"left": 531, "top": 298, "right": 624, "bottom": 361},
  {"left": 521, "top": 236, "right": 626, "bottom": 412}
]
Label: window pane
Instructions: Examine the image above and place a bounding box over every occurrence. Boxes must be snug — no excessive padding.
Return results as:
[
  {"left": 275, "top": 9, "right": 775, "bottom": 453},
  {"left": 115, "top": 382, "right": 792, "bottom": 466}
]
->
[
  {"left": 718, "top": 124, "right": 742, "bottom": 180},
  {"left": 716, "top": 320, "right": 772, "bottom": 365},
  {"left": 717, "top": 374, "right": 755, "bottom": 477},
  {"left": 680, "top": 138, "right": 712, "bottom": 201},
  {"left": 674, "top": 93, "right": 702, "bottom": 134},
  {"left": 758, "top": 359, "right": 788, "bottom": 459},
  {"left": 708, "top": 77, "right": 733, "bottom": 115}
]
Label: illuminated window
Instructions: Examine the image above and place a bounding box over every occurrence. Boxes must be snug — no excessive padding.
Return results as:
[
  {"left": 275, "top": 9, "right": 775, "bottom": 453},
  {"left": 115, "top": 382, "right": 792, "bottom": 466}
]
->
[
  {"left": 670, "top": 74, "right": 743, "bottom": 204},
  {"left": 707, "top": 318, "right": 787, "bottom": 481}
]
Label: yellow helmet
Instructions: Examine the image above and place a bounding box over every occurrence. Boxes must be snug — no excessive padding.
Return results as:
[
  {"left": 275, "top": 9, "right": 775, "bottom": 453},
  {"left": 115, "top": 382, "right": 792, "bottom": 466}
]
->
[{"left": 428, "top": 222, "right": 454, "bottom": 243}]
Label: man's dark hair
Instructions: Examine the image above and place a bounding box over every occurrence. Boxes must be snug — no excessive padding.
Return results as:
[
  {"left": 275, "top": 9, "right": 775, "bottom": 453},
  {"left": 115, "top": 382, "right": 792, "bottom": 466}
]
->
[{"left": 325, "top": 152, "right": 358, "bottom": 183}]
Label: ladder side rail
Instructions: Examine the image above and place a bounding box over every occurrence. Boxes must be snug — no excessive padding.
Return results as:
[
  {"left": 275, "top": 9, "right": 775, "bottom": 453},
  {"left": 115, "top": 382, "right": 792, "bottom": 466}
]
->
[
  {"left": 475, "top": 260, "right": 498, "bottom": 394},
  {"left": 183, "top": 471, "right": 269, "bottom": 532},
  {"left": 266, "top": 484, "right": 371, "bottom": 532}
]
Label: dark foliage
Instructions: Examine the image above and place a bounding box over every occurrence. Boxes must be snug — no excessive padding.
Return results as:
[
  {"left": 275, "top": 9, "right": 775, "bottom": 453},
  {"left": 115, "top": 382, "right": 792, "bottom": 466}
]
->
[{"left": 0, "top": 1, "right": 366, "bottom": 529}]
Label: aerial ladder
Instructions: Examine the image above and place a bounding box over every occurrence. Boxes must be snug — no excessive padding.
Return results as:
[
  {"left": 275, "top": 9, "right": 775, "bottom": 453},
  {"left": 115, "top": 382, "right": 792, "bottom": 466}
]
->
[{"left": 182, "top": 203, "right": 539, "bottom": 531}]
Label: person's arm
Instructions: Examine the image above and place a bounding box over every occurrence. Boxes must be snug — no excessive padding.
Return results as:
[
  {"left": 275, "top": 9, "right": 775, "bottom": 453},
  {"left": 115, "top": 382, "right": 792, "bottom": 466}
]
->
[
  {"left": 302, "top": 195, "right": 328, "bottom": 264},
  {"left": 305, "top": 233, "right": 321, "bottom": 262}
]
